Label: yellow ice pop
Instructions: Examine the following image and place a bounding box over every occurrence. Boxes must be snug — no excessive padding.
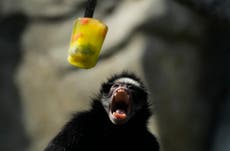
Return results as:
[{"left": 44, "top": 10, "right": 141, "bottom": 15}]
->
[{"left": 67, "top": 17, "right": 108, "bottom": 69}]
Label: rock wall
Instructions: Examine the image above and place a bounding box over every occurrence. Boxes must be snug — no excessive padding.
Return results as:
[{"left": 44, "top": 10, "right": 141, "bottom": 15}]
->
[{"left": 0, "top": 0, "right": 229, "bottom": 151}]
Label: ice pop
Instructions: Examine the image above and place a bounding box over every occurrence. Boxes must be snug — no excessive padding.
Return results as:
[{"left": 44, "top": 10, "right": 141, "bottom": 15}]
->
[
  {"left": 67, "top": 17, "right": 108, "bottom": 69},
  {"left": 67, "top": 0, "right": 108, "bottom": 69}
]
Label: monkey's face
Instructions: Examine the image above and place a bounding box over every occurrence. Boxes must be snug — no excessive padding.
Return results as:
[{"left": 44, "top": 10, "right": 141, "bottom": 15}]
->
[{"left": 101, "top": 76, "right": 148, "bottom": 125}]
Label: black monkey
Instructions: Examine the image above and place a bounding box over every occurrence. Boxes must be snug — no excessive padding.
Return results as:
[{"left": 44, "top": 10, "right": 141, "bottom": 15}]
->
[{"left": 44, "top": 72, "right": 160, "bottom": 151}]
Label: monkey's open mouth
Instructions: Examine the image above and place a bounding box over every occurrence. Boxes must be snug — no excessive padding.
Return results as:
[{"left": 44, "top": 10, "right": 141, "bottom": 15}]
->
[{"left": 111, "top": 88, "right": 131, "bottom": 121}]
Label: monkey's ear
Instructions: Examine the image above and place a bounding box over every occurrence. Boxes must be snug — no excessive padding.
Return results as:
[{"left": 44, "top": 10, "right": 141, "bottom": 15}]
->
[{"left": 100, "top": 82, "right": 113, "bottom": 94}]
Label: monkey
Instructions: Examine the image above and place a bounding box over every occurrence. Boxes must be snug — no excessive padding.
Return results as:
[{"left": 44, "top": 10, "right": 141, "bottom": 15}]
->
[{"left": 44, "top": 72, "right": 160, "bottom": 151}]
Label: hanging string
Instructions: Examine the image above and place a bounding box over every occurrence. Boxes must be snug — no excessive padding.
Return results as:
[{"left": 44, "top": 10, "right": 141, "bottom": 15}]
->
[{"left": 84, "top": 0, "right": 97, "bottom": 18}]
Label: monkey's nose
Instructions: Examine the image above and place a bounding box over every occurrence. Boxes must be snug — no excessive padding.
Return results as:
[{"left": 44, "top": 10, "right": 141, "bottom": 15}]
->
[
  {"left": 117, "top": 84, "right": 129, "bottom": 90},
  {"left": 116, "top": 88, "right": 126, "bottom": 93}
]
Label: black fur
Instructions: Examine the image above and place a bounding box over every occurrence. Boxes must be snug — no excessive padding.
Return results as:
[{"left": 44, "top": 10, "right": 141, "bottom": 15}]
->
[{"left": 44, "top": 72, "right": 159, "bottom": 151}]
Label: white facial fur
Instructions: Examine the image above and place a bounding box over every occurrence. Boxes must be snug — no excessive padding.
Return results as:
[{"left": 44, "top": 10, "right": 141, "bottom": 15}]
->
[{"left": 114, "top": 77, "right": 140, "bottom": 87}]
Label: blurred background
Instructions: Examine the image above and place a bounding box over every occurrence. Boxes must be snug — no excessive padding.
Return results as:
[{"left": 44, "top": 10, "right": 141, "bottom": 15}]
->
[{"left": 0, "top": 0, "right": 229, "bottom": 151}]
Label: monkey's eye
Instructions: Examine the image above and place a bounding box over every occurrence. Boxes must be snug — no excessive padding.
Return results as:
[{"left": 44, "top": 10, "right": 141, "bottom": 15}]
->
[
  {"left": 112, "top": 83, "right": 119, "bottom": 88},
  {"left": 127, "top": 84, "right": 135, "bottom": 89}
]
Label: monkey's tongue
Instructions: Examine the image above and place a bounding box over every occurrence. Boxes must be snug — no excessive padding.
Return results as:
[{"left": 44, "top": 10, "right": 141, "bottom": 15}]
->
[{"left": 113, "top": 109, "right": 127, "bottom": 120}]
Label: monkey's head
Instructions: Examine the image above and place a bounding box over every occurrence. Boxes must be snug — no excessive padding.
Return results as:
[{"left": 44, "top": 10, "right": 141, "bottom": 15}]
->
[{"left": 100, "top": 72, "right": 149, "bottom": 125}]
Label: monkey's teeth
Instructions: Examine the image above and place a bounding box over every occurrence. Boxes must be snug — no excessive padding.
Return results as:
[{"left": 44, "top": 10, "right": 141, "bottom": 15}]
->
[
  {"left": 113, "top": 109, "right": 127, "bottom": 120},
  {"left": 115, "top": 109, "right": 125, "bottom": 114}
]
